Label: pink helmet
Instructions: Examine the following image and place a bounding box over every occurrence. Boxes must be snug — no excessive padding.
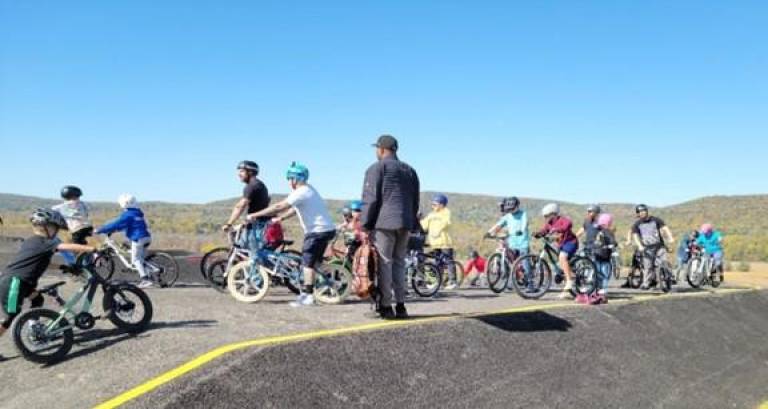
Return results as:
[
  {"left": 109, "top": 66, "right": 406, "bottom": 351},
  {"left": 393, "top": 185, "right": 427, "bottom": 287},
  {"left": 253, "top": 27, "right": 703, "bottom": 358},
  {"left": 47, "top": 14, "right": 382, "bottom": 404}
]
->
[
  {"left": 597, "top": 213, "right": 614, "bottom": 228},
  {"left": 700, "top": 223, "right": 714, "bottom": 234}
]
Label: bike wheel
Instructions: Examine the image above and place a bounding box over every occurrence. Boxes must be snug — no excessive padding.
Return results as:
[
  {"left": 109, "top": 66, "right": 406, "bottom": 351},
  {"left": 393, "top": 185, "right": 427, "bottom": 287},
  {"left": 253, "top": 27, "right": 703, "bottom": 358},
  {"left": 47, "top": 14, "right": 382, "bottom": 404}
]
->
[
  {"left": 612, "top": 255, "right": 621, "bottom": 280},
  {"left": 280, "top": 256, "right": 304, "bottom": 295},
  {"left": 314, "top": 262, "right": 353, "bottom": 305},
  {"left": 93, "top": 252, "right": 116, "bottom": 280},
  {"left": 510, "top": 255, "right": 552, "bottom": 300},
  {"left": 103, "top": 283, "right": 154, "bottom": 333},
  {"left": 686, "top": 257, "right": 705, "bottom": 289},
  {"left": 227, "top": 260, "right": 270, "bottom": 303},
  {"left": 411, "top": 263, "right": 442, "bottom": 297},
  {"left": 452, "top": 261, "right": 466, "bottom": 287},
  {"left": 206, "top": 259, "right": 230, "bottom": 293},
  {"left": 570, "top": 256, "right": 598, "bottom": 296},
  {"left": 11, "top": 308, "right": 73, "bottom": 364},
  {"left": 659, "top": 265, "right": 673, "bottom": 293},
  {"left": 486, "top": 253, "right": 510, "bottom": 294},
  {"left": 200, "top": 247, "right": 229, "bottom": 280},
  {"left": 146, "top": 253, "right": 179, "bottom": 288},
  {"left": 710, "top": 265, "right": 723, "bottom": 288}
]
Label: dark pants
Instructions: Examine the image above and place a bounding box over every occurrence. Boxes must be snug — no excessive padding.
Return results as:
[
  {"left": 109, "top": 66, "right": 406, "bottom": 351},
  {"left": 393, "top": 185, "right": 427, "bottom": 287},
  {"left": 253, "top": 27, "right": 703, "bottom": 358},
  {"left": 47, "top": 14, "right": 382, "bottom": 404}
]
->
[{"left": 374, "top": 229, "right": 410, "bottom": 307}]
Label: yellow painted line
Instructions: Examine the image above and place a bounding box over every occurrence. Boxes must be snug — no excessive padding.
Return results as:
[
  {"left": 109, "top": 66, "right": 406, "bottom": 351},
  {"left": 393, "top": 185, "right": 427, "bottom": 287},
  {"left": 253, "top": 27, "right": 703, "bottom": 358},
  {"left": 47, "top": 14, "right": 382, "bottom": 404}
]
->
[
  {"left": 94, "top": 287, "right": 758, "bottom": 409},
  {"left": 759, "top": 402, "right": 768, "bottom": 409}
]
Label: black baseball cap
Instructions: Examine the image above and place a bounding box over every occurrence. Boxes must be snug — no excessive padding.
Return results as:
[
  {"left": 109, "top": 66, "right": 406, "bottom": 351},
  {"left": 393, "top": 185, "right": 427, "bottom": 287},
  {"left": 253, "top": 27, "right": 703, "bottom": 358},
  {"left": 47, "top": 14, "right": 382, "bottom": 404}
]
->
[{"left": 372, "top": 134, "right": 399, "bottom": 151}]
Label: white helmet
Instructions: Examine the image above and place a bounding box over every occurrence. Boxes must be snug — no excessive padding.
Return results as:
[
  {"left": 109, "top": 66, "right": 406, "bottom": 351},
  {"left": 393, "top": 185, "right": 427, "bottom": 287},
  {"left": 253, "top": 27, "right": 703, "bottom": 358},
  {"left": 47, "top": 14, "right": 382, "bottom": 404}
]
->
[
  {"left": 118, "top": 194, "right": 138, "bottom": 209},
  {"left": 541, "top": 203, "right": 560, "bottom": 217}
]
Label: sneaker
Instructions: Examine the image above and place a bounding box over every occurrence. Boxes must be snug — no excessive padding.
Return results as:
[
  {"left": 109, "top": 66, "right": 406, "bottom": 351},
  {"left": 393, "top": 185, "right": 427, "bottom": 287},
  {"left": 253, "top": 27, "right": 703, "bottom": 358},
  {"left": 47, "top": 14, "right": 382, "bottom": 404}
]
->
[
  {"left": 588, "top": 293, "right": 605, "bottom": 305},
  {"left": 620, "top": 281, "right": 631, "bottom": 289},
  {"left": 290, "top": 294, "right": 315, "bottom": 308},
  {"left": 445, "top": 282, "right": 458, "bottom": 291},
  {"left": 640, "top": 285, "right": 650, "bottom": 291},
  {"left": 395, "top": 303, "right": 409, "bottom": 319},
  {"left": 137, "top": 279, "right": 154, "bottom": 289},
  {"left": 525, "top": 286, "right": 538, "bottom": 294},
  {"left": 379, "top": 306, "right": 395, "bottom": 320},
  {"left": 575, "top": 293, "right": 590, "bottom": 304},
  {"left": 563, "top": 281, "right": 574, "bottom": 292},
  {"left": 558, "top": 291, "right": 574, "bottom": 300}
]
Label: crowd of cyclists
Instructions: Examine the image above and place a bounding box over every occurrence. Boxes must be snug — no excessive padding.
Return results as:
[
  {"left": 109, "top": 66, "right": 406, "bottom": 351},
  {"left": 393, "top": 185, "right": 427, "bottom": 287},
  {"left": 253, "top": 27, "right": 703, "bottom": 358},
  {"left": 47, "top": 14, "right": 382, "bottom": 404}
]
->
[{"left": 0, "top": 136, "right": 729, "bottom": 330}]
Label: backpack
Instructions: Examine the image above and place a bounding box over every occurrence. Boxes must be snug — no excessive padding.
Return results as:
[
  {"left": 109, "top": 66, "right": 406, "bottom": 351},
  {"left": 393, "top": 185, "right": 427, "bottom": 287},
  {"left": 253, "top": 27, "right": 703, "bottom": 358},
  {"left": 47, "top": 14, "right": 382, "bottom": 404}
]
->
[
  {"left": 263, "top": 222, "right": 285, "bottom": 250},
  {"left": 352, "top": 242, "right": 380, "bottom": 303}
]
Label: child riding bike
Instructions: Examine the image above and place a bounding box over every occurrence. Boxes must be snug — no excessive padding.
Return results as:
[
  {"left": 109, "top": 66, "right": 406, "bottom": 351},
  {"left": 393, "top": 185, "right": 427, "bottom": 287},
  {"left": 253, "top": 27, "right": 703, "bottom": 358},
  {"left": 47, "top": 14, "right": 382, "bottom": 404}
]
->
[
  {"left": 632, "top": 204, "right": 675, "bottom": 290},
  {"left": 53, "top": 185, "right": 94, "bottom": 266},
  {"left": 676, "top": 230, "right": 699, "bottom": 282},
  {"left": 697, "top": 223, "right": 725, "bottom": 282},
  {"left": 533, "top": 203, "right": 579, "bottom": 299},
  {"left": 0, "top": 209, "right": 95, "bottom": 349},
  {"left": 420, "top": 194, "right": 459, "bottom": 290},
  {"left": 485, "top": 196, "right": 532, "bottom": 292},
  {"left": 95, "top": 194, "right": 154, "bottom": 288},
  {"left": 247, "top": 162, "right": 337, "bottom": 307}
]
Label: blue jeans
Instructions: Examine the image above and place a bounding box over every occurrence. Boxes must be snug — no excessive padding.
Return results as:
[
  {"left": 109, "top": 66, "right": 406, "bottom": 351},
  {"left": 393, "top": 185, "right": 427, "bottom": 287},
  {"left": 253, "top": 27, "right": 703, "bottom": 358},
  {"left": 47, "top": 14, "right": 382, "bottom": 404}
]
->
[
  {"left": 710, "top": 250, "right": 724, "bottom": 270},
  {"left": 596, "top": 259, "right": 612, "bottom": 291},
  {"left": 246, "top": 221, "right": 267, "bottom": 275}
]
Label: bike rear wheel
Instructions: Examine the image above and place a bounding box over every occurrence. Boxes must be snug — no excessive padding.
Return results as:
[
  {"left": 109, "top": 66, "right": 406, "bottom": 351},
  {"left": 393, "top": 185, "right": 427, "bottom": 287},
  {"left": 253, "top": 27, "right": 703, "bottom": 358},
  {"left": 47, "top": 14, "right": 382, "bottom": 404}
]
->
[
  {"left": 228, "top": 260, "right": 270, "bottom": 303},
  {"left": 510, "top": 255, "right": 552, "bottom": 300},
  {"left": 314, "top": 262, "right": 353, "bottom": 304},
  {"left": 11, "top": 308, "right": 73, "bottom": 364},
  {"left": 147, "top": 253, "right": 180, "bottom": 288},
  {"left": 411, "top": 263, "right": 442, "bottom": 297},
  {"left": 200, "top": 247, "right": 229, "bottom": 280},
  {"left": 103, "top": 283, "right": 153, "bottom": 333},
  {"left": 206, "top": 259, "right": 230, "bottom": 293},
  {"left": 570, "top": 256, "right": 598, "bottom": 296},
  {"left": 486, "top": 253, "right": 510, "bottom": 294}
]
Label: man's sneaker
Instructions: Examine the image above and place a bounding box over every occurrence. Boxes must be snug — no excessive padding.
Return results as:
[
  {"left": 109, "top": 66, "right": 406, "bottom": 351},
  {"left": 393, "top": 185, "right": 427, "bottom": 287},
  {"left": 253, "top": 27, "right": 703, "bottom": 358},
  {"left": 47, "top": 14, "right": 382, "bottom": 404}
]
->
[
  {"left": 379, "top": 306, "right": 396, "bottom": 320},
  {"left": 558, "top": 291, "right": 574, "bottom": 300},
  {"left": 445, "top": 282, "right": 458, "bottom": 291},
  {"left": 395, "top": 303, "right": 409, "bottom": 319},
  {"left": 137, "top": 279, "right": 154, "bottom": 289},
  {"left": 290, "top": 294, "right": 315, "bottom": 308}
]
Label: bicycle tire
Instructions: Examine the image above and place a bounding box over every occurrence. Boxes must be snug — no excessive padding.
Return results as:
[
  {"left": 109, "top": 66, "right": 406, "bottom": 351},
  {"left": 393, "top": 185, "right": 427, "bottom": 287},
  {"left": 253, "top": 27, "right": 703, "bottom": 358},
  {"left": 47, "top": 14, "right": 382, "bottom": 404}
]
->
[
  {"left": 486, "top": 253, "right": 510, "bottom": 294},
  {"left": 11, "top": 308, "right": 73, "bottom": 364},
  {"left": 628, "top": 267, "right": 643, "bottom": 289},
  {"left": 206, "top": 258, "right": 230, "bottom": 293},
  {"left": 659, "top": 265, "right": 673, "bottom": 293},
  {"left": 411, "top": 263, "right": 442, "bottom": 297},
  {"left": 686, "top": 257, "right": 705, "bottom": 289},
  {"left": 570, "top": 256, "right": 598, "bottom": 296},
  {"left": 510, "top": 254, "right": 552, "bottom": 300},
  {"left": 93, "top": 251, "right": 116, "bottom": 280},
  {"left": 611, "top": 255, "right": 621, "bottom": 280},
  {"left": 103, "top": 283, "right": 154, "bottom": 333},
  {"left": 200, "top": 247, "right": 229, "bottom": 280},
  {"left": 314, "top": 262, "right": 353, "bottom": 304},
  {"left": 228, "top": 260, "right": 270, "bottom": 303},
  {"left": 147, "top": 252, "right": 180, "bottom": 288}
]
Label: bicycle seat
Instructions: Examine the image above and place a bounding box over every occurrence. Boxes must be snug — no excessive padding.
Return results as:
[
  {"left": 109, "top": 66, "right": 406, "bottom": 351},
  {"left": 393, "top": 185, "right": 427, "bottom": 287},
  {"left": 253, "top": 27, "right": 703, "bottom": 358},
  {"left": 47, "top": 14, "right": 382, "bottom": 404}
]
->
[{"left": 38, "top": 281, "right": 66, "bottom": 294}]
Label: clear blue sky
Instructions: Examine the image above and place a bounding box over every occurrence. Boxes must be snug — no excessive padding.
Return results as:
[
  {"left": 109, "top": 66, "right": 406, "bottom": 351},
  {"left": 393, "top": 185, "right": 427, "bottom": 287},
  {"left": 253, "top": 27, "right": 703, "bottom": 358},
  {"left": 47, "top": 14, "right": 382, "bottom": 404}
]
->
[{"left": 1, "top": 1, "right": 766, "bottom": 206}]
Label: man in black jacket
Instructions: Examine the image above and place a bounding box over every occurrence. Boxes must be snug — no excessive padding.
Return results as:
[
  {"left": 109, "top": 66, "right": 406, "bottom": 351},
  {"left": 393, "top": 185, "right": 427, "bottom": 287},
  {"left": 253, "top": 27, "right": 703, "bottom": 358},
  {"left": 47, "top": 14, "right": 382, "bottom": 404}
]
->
[{"left": 361, "top": 135, "right": 420, "bottom": 319}]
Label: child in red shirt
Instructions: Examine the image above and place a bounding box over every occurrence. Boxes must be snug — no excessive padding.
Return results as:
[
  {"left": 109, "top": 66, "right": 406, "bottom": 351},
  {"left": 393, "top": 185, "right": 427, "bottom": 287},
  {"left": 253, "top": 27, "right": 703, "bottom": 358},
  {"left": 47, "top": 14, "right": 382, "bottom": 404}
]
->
[
  {"left": 464, "top": 250, "right": 487, "bottom": 287},
  {"left": 534, "top": 203, "right": 579, "bottom": 299}
]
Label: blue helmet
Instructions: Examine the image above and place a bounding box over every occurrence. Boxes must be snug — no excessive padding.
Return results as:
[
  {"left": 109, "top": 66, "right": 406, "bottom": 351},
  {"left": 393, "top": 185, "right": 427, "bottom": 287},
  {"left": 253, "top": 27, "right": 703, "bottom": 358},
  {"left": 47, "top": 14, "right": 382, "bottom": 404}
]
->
[
  {"left": 286, "top": 162, "right": 309, "bottom": 182},
  {"left": 432, "top": 193, "right": 448, "bottom": 206},
  {"left": 349, "top": 200, "right": 363, "bottom": 212}
]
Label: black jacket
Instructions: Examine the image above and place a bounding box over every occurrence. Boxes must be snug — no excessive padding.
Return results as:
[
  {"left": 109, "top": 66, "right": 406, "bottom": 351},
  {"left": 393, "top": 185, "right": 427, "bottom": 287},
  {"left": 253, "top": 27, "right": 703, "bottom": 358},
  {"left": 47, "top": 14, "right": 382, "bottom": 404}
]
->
[{"left": 361, "top": 156, "right": 420, "bottom": 231}]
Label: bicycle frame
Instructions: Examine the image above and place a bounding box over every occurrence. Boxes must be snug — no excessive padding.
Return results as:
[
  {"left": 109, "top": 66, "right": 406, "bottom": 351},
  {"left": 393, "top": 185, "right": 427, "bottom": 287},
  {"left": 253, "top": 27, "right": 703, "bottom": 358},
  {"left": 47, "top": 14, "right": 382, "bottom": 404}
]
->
[{"left": 44, "top": 269, "right": 102, "bottom": 335}]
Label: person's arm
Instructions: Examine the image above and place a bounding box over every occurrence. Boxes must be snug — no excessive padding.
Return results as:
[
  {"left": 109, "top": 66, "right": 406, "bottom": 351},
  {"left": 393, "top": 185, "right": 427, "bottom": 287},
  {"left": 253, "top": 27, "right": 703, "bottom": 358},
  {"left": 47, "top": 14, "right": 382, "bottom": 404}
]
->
[
  {"left": 661, "top": 226, "right": 675, "bottom": 245},
  {"left": 487, "top": 219, "right": 505, "bottom": 236},
  {"left": 575, "top": 227, "right": 585, "bottom": 238},
  {"left": 273, "top": 207, "right": 297, "bottom": 223},
  {"left": 96, "top": 214, "right": 129, "bottom": 235},
  {"left": 246, "top": 200, "right": 292, "bottom": 222},
  {"left": 224, "top": 198, "right": 249, "bottom": 229},
  {"left": 632, "top": 233, "right": 644, "bottom": 250},
  {"left": 464, "top": 260, "right": 475, "bottom": 274},
  {"left": 360, "top": 165, "right": 382, "bottom": 232},
  {"left": 57, "top": 243, "right": 96, "bottom": 253}
]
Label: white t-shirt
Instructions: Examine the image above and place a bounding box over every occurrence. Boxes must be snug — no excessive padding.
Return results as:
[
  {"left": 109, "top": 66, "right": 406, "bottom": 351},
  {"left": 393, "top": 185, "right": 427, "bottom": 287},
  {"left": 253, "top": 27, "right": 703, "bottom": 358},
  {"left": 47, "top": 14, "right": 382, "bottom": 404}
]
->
[
  {"left": 284, "top": 185, "right": 336, "bottom": 234},
  {"left": 52, "top": 201, "right": 92, "bottom": 233}
]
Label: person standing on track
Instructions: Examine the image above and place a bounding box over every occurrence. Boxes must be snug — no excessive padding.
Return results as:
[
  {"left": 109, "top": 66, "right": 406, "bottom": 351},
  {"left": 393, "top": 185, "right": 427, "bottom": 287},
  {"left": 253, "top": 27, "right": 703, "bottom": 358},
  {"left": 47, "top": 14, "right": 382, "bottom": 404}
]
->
[
  {"left": 632, "top": 204, "right": 675, "bottom": 290},
  {"left": 421, "top": 194, "right": 459, "bottom": 290},
  {"left": 575, "top": 204, "right": 601, "bottom": 254},
  {"left": 361, "top": 135, "right": 420, "bottom": 320}
]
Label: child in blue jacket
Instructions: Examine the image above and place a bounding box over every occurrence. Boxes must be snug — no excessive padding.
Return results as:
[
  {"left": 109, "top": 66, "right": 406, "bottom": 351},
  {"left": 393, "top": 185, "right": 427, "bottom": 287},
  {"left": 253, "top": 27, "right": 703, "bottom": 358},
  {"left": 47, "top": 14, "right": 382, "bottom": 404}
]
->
[{"left": 96, "top": 194, "right": 154, "bottom": 288}]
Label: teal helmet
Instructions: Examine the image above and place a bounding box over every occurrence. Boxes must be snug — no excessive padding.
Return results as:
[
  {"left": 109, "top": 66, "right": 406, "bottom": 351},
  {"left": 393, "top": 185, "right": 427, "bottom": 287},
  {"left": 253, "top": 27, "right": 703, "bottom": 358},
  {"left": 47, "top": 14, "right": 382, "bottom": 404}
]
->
[
  {"left": 349, "top": 200, "right": 363, "bottom": 212},
  {"left": 286, "top": 162, "right": 310, "bottom": 182}
]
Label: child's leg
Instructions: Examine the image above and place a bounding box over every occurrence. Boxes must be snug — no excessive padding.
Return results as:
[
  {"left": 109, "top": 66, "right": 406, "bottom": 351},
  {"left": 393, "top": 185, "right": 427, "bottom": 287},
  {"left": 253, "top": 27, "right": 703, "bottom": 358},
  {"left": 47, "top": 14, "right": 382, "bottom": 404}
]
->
[
  {"left": 598, "top": 260, "right": 611, "bottom": 293},
  {"left": 559, "top": 252, "right": 573, "bottom": 284},
  {"left": 131, "top": 240, "right": 150, "bottom": 279}
]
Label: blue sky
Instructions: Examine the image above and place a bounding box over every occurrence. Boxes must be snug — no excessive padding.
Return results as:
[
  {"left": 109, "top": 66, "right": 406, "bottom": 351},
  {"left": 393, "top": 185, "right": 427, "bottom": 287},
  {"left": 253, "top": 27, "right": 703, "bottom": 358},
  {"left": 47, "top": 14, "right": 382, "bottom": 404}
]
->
[{"left": 1, "top": 1, "right": 766, "bottom": 206}]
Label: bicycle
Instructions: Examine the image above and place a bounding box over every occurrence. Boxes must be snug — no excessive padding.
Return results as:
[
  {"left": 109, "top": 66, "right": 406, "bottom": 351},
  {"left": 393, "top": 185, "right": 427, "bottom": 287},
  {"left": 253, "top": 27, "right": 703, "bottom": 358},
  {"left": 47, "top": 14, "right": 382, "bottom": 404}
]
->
[
  {"left": 205, "top": 225, "right": 301, "bottom": 293},
  {"left": 227, "top": 245, "right": 353, "bottom": 305},
  {"left": 405, "top": 248, "right": 443, "bottom": 297},
  {"left": 10, "top": 253, "right": 153, "bottom": 364},
  {"left": 627, "top": 249, "right": 644, "bottom": 289},
  {"left": 642, "top": 246, "right": 674, "bottom": 293},
  {"left": 93, "top": 235, "right": 179, "bottom": 288},
  {"left": 611, "top": 247, "right": 622, "bottom": 280},
  {"left": 686, "top": 246, "right": 722, "bottom": 289},
  {"left": 423, "top": 247, "right": 465, "bottom": 290},
  {"left": 513, "top": 236, "right": 596, "bottom": 297},
  {"left": 484, "top": 235, "right": 528, "bottom": 296}
]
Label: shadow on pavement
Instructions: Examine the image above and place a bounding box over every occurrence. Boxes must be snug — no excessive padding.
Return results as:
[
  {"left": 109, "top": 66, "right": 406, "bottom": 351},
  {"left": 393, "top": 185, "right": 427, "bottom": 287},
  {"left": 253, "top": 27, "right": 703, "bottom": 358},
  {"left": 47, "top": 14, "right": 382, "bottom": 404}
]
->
[{"left": 474, "top": 310, "right": 572, "bottom": 333}]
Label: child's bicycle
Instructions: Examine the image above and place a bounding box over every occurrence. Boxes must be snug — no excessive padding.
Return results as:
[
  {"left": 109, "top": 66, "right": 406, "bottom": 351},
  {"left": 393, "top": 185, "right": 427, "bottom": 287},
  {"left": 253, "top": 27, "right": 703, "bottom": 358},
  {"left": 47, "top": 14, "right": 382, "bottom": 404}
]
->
[
  {"left": 405, "top": 248, "right": 442, "bottom": 297},
  {"left": 685, "top": 246, "right": 722, "bottom": 289},
  {"left": 515, "top": 235, "right": 597, "bottom": 297},
  {"left": 627, "top": 249, "right": 645, "bottom": 289},
  {"left": 484, "top": 235, "right": 550, "bottom": 299},
  {"left": 10, "top": 253, "right": 153, "bottom": 364},
  {"left": 423, "top": 246, "right": 465, "bottom": 290},
  {"left": 227, "top": 246, "right": 353, "bottom": 305},
  {"left": 94, "top": 234, "right": 179, "bottom": 288}
]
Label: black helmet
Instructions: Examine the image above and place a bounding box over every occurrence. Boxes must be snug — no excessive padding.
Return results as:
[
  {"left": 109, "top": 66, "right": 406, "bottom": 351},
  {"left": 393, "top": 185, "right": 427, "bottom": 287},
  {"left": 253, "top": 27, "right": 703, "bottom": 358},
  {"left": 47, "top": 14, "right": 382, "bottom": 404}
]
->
[
  {"left": 470, "top": 250, "right": 480, "bottom": 259},
  {"left": 500, "top": 197, "right": 520, "bottom": 212},
  {"left": 61, "top": 185, "right": 83, "bottom": 200},
  {"left": 237, "top": 160, "right": 259, "bottom": 175},
  {"left": 635, "top": 204, "right": 649, "bottom": 214},
  {"left": 30, "top": 208, "right": 68, "bottom": 230},
  {"left": 586, "top": 204, "right": 601, "bottom": 214}
]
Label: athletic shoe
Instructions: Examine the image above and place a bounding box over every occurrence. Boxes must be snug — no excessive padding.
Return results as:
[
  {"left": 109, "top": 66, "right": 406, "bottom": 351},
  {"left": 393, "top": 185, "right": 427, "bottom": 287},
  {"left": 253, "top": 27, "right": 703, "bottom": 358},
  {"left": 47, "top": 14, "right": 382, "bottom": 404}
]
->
[
  {"left": 445, "top": 282, "right": 458, "bottom": 290},
  {"left": 395, "top": 303, "right": 409, "bottom": 319},
  {"left": 575, "top": 294, "right": 590, "bottom": 304},
  {"left": 137, "top": 279, "right": 154, "bottom": 289},
  {"left": 290, "top": 294, "right": 315, "bottom": 308}
]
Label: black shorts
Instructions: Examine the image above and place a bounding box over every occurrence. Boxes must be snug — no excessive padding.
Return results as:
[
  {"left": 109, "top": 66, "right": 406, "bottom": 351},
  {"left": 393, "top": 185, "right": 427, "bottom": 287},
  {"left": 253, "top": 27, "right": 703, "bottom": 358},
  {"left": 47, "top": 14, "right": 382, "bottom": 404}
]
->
[
  {"left": 71, "top": 227, "right": 94, "bottom": 245},
  {"left": 0, "top": 275, "right": 37, "bottom": 329},
  {"left": 302, "top": 231, "right": 335, "bottom": 268}
]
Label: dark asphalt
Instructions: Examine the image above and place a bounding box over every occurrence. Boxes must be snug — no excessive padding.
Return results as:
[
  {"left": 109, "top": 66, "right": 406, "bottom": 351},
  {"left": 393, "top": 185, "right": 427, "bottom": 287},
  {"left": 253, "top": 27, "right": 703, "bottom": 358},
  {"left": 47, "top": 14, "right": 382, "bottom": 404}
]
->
[{"left": 135, "top": 291, "right": 768, "bottom": 409}]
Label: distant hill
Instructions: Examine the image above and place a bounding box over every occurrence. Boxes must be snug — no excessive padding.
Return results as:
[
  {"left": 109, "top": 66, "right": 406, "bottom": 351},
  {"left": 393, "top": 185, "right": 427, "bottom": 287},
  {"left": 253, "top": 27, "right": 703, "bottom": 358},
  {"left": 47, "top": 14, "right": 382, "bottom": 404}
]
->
[{"left": 1, "top": 192, "right": 767, "bottom": 261}]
